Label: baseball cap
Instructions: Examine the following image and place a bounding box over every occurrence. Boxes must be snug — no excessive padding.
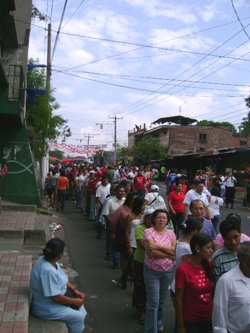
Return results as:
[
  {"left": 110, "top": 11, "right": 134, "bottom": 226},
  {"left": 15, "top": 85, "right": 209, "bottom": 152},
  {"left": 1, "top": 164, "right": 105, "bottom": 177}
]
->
[{"left": 151, "top": 185, "right": 159, "bottom": 191}]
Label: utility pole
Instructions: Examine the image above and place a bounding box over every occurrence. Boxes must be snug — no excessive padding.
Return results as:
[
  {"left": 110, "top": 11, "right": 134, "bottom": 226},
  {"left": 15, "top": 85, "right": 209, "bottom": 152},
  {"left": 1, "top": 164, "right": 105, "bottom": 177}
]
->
[
  {"left": 109, "top": 115, "right": 123, "bottom": 165},
  {"left": 84, "top": 134, "right": 94, "bottom": 159},
  {"left": 41, "top": 23, "right": 51, "bottom": 193}
]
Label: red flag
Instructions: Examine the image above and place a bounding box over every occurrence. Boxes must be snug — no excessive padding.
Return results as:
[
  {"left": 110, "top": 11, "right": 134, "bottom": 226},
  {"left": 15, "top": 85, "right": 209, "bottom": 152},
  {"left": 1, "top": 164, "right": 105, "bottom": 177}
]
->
[{"left": 100, "top": 124, "right": 103, "bottom": 129}]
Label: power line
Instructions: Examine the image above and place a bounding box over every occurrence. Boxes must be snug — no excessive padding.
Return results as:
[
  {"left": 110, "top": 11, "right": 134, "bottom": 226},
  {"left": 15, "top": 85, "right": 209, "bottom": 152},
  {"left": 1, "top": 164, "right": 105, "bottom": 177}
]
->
[
  {"left": 50, "top": 0, "right": 54, "bottom": 23},
  {"left": 52, "top": 67, "right": 250, "bottom": 92},
  {"left": 61, "top": 0, "right": 85, "bottom": 29},
  {"left": 120, "top": 39, "right": 250, "bottom": 118},
  {"left": 231, "top": 0, "right": 250, "bottom": 40},
  {"left": 51, "top": 0, "right": 68, "bottom": 62},
  {"left": 51, "top": 70, "right": 248, "bottom": 97}
]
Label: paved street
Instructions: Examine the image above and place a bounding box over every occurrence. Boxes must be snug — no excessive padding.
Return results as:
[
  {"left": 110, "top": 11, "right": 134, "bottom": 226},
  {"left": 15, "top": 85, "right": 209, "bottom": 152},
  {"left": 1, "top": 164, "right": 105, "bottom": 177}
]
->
[{"left": 54, "top": 185, "right": 250, "bottom": 333}]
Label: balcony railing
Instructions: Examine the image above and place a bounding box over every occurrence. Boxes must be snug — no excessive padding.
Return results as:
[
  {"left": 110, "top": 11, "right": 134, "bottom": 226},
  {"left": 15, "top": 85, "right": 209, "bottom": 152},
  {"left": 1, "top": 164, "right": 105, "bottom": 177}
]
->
[{"left": 7, "top": 64, "right": 25, "bottom": 107}]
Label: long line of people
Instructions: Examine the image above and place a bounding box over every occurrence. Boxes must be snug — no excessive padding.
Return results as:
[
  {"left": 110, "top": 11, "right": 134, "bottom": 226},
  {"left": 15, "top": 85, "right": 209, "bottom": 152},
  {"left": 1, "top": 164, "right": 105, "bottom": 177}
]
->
[{"left": 42, "top": 161, "right": 250, "bottom": 333}]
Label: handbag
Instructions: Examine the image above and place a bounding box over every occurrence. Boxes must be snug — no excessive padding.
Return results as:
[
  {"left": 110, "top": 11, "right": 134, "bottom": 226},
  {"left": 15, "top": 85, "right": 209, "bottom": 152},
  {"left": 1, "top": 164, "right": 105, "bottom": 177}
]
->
[{"left": 63, "top": 287, "right": 79, "bottom": 310}]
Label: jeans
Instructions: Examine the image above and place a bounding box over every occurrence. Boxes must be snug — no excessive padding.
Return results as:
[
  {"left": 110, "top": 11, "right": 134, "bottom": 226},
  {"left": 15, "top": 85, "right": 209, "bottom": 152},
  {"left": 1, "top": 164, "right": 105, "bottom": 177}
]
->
[
  {"left": 90, "top": 194, "right": 96, "bottom": 220},
  {"left": 144, "top": 265, "right": 173, "bottom": 333},
  {"left": 220, "top": 187, "right": 225, "bottom": 198},
  {"left": 75, "top": 189, "right": 83, "bottom": 210},
  {"left": 106, "top": 220, "right": 120, "bottom": 264},
  {"left": 136, "top": 189, "right": 145, "bottom": 199},
  {"left": 212, "top": 215, "right": 220, "bottom": 235},
  {"left": 57, "top": 189, "right": 67, "bottom": 211}
]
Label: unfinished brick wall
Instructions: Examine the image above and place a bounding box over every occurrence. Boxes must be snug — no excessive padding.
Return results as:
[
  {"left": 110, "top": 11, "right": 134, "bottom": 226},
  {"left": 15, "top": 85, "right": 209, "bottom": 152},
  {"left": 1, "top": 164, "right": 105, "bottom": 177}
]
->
[{"left": 168, "top": 126, "right": 233, "bottom": 154}]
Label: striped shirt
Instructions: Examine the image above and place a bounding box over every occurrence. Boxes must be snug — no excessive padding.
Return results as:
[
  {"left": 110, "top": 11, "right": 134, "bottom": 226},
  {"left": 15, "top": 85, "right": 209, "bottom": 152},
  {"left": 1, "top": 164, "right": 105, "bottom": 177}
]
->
[{"left": 211, "top": 245, "right": 238, "bottom": 282}]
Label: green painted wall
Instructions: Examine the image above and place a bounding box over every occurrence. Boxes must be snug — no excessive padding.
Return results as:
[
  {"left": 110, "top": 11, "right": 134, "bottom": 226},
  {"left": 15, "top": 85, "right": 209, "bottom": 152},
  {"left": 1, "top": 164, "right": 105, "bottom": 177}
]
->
[{"left": 0, "top": 122, "right": 40, "bottom": 206}]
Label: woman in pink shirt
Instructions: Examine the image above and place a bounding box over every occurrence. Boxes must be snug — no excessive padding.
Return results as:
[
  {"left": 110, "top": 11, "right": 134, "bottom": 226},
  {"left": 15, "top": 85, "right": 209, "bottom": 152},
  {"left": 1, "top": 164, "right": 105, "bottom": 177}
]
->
[{"left": 143, "top": 209, "right": 176, "bottom": 333}]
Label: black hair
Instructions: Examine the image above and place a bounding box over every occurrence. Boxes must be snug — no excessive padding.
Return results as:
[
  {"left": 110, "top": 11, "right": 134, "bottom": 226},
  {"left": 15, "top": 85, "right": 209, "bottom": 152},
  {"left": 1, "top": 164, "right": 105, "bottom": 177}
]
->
[
  {"left": 124, "top": 191, "right": 138, "bottom": 206},
  {"left": 190, "top": 233, "right": 215, "bottom": 282},
  {"left": 60, "top": 170, "right": 65, "bottom": 177},
  {"left": 219, "top": 219, "right": 241, "bottom": 239},
  {"left": 43, "top": 238, "right": 65, "bottom": 261},
  {"left": 226, "top": 212, "right": 241, "bottom": 225},
  {"left": 152, "top": 208, "right": 171, "bottom": 225},
  {"left": 190, "top": 199, "right": 205, "bottom": 210},
  {"left": 210, "top": 186, "right": 220, "bottom": 196},
  {"left": 115, "top": 184, "right": 125, "bottom": 192},
  {"left": 132, "top": 196, "right": 145, "bottom": 215},
  {"left": 52, "top": 169, "right": 57, "bottom": 175},
  {"left": 194, "top": 180, "right": 204, "bottom": 186},
  {"left": 102, "top": 174, "right": 109, "bottom": 181},
  {"left": 180, "top": 217, "right": 203, "bottom": 235}
]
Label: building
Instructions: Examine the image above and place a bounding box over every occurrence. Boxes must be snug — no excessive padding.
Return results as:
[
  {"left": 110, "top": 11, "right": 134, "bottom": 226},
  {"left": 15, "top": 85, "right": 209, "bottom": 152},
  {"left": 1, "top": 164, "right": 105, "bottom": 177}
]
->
[
  {"left": 128, "top": 116, "right": 250, "bottom": 154},
  {"left": 0, "top": 0, "right": 40, "bottom": 205},
  {"left": 128, "top": 116, "right": 250, "bottom": 178}
]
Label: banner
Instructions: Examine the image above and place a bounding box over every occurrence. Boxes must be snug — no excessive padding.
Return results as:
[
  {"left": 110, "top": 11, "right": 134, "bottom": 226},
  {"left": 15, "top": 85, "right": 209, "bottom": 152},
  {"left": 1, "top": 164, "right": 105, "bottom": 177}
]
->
[{"left": 49, "top": 143, "right": 107, "bottom": 155}]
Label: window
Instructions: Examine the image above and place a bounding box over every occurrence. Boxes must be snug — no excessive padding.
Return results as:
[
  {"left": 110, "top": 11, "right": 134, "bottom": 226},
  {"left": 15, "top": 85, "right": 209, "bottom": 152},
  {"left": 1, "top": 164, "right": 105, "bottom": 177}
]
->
[
  {"left": 240, "top": 140, "right": 247, "bottom": 146},
  {"left": 199, "top": 133, "right": 207, "bottom": 143}
]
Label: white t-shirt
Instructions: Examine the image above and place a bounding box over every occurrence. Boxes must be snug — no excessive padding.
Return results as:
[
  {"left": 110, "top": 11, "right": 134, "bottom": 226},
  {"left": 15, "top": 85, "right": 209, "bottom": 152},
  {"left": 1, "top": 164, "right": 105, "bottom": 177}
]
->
[
  {"left": 171, "top": 241, "right": 191, "bottom": 292},
  {"left": 96, "top": 184, "right": 111, "bottom": 204},
  {"left": 130, "top": 219, "right": 141, "bottom": 248},
  {"left": 183, "top": 189, "right": 209, "bottom": 215},
  {"left": 225, "top": 176, "right": 236, "bottom": 187},
  {"left": 208, "top": 196, "right": 224, "bottom": 216},
  {"left": 145, "top": 192, "right": 165, "bottom": 208}
]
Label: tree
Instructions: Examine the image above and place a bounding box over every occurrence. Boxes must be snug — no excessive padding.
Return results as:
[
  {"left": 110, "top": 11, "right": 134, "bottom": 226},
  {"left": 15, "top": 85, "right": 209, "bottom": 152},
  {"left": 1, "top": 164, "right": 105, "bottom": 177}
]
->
[
  {"left": 119, "top": 138, "right": 169, "bottom": 165},
  {"left": 197, "top": 120, "right": 236, "bottom": 133},
  {"left": 31, "top": 5, "right": 46, "bottom": 21},
  {"left": 49, "top": 150, "right": 64, "bottom": 161},
  {"left": 240, "top": 96, "right": 250, "bottom": 137},
  {"left": 26, "top": 58, "right": 71, "bottom": 162}
]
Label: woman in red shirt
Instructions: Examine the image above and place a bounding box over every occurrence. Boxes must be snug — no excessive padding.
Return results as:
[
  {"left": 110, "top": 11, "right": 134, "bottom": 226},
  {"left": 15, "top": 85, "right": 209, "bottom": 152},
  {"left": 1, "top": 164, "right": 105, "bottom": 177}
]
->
[
  {"left": 168, "top": 183, "right": 185, "bottom": 237},
  {"left": 175, "top": 233, "right": 215, "bottom": 333}
]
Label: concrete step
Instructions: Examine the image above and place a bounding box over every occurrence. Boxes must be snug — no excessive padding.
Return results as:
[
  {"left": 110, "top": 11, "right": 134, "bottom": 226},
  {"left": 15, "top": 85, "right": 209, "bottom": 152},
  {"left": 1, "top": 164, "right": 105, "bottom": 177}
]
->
[{"left": 1, "top": 201, "right": 37, "bottom": 213}]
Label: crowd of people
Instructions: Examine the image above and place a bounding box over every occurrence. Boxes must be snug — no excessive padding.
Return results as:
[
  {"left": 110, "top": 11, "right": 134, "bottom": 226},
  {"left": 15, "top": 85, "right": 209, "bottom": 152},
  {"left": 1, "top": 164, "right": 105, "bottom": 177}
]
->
[{"left": 29, "top": 161, "right": 250, "bottom": 333}]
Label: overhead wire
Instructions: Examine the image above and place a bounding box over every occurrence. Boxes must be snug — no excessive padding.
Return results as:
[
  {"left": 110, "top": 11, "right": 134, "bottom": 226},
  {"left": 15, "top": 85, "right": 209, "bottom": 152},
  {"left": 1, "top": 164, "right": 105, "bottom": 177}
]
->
[
  {"left": 231, "top": 0, "right": 250, "bottom": 40},
  {"left": 120, "top": 38, "right": 250, "bottom": 118},
  {"left": 51, "top": 0, "right": 68, "bottom": 62},
  {"left": 61, "top": 0, "right": 85, "bottom": 30},
  {"left": 52, "top": 67, "right": 250, "bottom": 93}
]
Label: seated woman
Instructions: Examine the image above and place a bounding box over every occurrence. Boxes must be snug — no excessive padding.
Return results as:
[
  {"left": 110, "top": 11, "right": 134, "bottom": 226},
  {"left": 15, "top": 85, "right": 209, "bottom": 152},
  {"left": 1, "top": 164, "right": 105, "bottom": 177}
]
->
[{"left": 30, "top": 238, "right": 87, "bottom": 333}]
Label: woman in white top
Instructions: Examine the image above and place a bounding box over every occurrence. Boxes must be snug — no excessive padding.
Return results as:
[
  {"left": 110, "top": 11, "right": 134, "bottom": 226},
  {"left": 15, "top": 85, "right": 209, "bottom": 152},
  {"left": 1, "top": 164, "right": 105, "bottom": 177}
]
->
[
  {"left": 171, "top": 217, "right": 203, "bottom": 332},
  {"left": 208, "top": 186, "right": 224, "bottom": 235}
]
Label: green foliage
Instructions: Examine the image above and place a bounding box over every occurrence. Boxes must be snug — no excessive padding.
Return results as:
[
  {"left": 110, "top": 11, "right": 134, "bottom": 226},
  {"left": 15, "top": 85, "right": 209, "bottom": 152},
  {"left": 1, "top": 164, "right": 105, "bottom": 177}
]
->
[
  {"left": 49, "top": 150, "right": 63, "bottom": 161},
  {"left": 31, "top": 5, "right": 46, "bottom": 21},
  {"left": 197, "top": 120, "right": 236, "bottom": 133},
  {"left": 119, "top": 138, "right": 168, "bottom": 165},
  {"left": 240, "top": 96, "right": 250, "bottom": 137},
  {"left": 26, "top": 58, "right": 71, "bottom": 162},
  {"left": 93, "top": 150, "right": 108, "bottom": 160}
]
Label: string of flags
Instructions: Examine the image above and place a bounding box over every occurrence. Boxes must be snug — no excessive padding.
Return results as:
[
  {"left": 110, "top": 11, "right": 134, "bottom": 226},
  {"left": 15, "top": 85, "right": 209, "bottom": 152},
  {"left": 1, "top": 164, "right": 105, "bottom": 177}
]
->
[{"left": 49, "top": 143, "right": 107, "bottom": 155}]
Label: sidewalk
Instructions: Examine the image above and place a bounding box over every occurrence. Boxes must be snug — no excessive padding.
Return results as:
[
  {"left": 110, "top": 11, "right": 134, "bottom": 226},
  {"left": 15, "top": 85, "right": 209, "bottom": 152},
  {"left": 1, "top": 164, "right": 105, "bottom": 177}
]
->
[{"left": 0, "top": 202, "right": 69, "bottom": 333}]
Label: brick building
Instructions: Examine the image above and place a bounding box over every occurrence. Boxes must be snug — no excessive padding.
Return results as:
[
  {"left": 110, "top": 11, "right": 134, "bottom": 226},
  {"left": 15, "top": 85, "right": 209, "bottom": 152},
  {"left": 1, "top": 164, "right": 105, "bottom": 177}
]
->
[{"left": 128, "top": 116, "right": 249, "bottom": 155}]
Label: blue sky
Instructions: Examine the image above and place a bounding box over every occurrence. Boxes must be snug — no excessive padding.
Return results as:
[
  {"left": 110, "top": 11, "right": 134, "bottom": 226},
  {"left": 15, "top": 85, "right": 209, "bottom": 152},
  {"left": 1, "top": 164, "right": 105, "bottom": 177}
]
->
[{"left": 29, "top": 0, "right": 250, "bottom": 151}]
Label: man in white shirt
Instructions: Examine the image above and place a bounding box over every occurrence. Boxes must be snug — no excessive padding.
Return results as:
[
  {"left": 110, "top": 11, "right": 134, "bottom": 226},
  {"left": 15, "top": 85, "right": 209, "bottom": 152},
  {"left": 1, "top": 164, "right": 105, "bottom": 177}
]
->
[
  {"left": 103, "top": 184, "right": 125, "bottom": 268},
  {"left": 144, "top": 185, "right": 166, "bottom": 209},
  {"left": 96, "top": 175, "right": 111, "bottom": 237},
  {"left": 183, "top": 180, "right": 211, "bottom": 221},
  {"left": 213, "top": 241, "right": 250, "bottom": 333}
]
